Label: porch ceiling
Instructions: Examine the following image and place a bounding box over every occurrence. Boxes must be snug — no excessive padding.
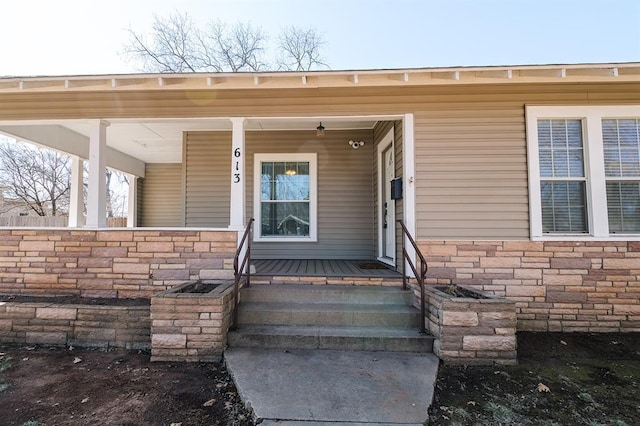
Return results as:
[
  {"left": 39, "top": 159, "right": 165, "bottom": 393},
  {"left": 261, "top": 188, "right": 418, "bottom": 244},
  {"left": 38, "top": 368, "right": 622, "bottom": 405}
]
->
[{"left": 0, "top": 117, "right": 379, "bottom": 165}]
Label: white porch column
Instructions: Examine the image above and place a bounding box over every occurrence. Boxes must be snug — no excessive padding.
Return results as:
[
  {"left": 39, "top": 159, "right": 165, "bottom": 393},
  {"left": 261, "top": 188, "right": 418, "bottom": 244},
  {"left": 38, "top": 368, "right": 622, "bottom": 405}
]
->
[
  {"left": 127, "top": 174, "right": 137, "bottom": 228},
  {"left": 68, "top": 156, "right": 85, "bottom": 227},
  {"left": 86, "top": 120, "right": 109, "bottom": 228},
  {"left": 402, "top": 113, "right": 417, "bottom": 276},
  {"left": 229, "top": 117, "right": 246, "bottom": 230}
]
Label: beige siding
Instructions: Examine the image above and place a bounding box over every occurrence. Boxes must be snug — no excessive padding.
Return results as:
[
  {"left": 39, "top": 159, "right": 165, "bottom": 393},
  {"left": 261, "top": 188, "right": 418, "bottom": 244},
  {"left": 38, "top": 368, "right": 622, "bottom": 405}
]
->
[
  {"left": 246, "top": 130, "right": 375, "bottom": 259},
  {"left": 3, "top": 82, "right": 640, "bottom": 240},
  {"left": 139, "top": 163, "right": 183, "bottom": 227},
  {"left": 415, "top": 105, "right": 529, "bottom": 239},
  {"left": 184, "top": 132, "right": 231, "bottom": 227}
]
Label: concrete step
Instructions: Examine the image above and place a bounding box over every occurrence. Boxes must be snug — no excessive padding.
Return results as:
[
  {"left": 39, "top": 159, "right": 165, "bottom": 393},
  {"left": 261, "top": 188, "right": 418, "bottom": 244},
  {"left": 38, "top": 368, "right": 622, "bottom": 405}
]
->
[
  {"left": 228, "top": 325, "right": 434, "bottom": 352},
  {"left": 241, "top": 284, "right": 413, "bottom": 305},
  {"left": 237, "top": 302, "right": 421, "bottom": 328}
]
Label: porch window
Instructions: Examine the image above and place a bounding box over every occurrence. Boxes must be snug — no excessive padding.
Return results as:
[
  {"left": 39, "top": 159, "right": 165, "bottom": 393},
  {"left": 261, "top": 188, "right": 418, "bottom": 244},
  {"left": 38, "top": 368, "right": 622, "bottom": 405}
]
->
[
  {"left": 527, "top": 106, "right": 640, "bottom": 239},
  {"left": 254, "top": 153, "right": 317, "bottom": 241}
]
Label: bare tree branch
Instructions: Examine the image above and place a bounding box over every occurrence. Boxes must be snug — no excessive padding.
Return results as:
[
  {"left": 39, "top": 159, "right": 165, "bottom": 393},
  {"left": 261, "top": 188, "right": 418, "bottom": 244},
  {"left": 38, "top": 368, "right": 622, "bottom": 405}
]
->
[
  {"left": 122, "top": 12, "right": 328, "bottom": 72},
  {"left": 277, "top": 26, "right": 328, "bottom": 71},
  {"left": 123, "top": 12, "right": 200, "bottom": 73},
  {"left": 0, "top": 139, "right": 71, "bottom": 216}
]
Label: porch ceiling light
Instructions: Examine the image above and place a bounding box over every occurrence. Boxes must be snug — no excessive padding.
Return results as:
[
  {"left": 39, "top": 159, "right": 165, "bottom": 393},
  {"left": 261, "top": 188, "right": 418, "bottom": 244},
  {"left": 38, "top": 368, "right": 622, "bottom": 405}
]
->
[
  {"left": 316, "top": 122, "right": 325, "bottom": 137},
  {"left": 349, "top": 140, "right": 365, "bottom": 149}
]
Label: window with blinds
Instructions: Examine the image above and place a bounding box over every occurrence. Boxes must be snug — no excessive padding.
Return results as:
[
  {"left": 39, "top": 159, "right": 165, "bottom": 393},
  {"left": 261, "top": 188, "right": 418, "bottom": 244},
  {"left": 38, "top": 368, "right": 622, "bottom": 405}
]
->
[
  {"left": 603, "top": 119, "right": 640, "bottom": 233},
  {"left": 537, "top": 119, "right": 588, "bottom": 233}
]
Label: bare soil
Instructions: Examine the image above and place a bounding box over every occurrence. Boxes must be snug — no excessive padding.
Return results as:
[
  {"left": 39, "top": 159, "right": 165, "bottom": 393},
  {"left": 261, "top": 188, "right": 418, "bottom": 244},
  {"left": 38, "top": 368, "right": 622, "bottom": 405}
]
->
[
  {"left": 0, "top": 332, "right": 638, "bottom": 425},
  {"left": 429, "top": 332, "right": 640, "bottom": 426},
  {"left": 0, "top": 345, "right": 252, "bottom": 426}
]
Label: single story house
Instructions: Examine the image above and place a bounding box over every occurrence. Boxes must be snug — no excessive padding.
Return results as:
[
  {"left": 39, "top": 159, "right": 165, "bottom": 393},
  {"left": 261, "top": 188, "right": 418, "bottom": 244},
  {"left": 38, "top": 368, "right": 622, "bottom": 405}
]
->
[{"left": 0, "top": 62, "right": 638, "bottom": 337}]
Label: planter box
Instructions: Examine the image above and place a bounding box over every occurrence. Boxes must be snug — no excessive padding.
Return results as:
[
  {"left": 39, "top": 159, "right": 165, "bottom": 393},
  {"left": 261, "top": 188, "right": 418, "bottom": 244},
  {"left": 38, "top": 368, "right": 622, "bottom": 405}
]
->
[
  {"left": 150, "top": 281, "right": 235, "bottom": 362},
  {"left": 0, "top": 298, "right": 150, "bottom": 349},
  {"left": 425, "top": 285, "right": 517, "bottom": 365}
]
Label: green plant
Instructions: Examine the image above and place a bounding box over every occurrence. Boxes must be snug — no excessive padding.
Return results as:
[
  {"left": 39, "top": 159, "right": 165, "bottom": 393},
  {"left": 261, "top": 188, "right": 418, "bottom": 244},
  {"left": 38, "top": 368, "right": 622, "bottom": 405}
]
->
[
  {"left": 609, "top": 420, "right": 629, "bottom": 426},
  {"left": 0, "top": 356, "right": 13, "bottom": 372},
  {"left": 21, "top": 421, "right": 41, "bottom": 426},
  {"left": 0, "top": 378, "right": 9, "bottom": 392},
  {"left": 485, "top": 401, "right": 517, "bottom": 424},
  {"left": 450, "top": 407, "right": 472, "bottom": 421},
  {"left": 578, "top": 392, "right": 595, "bottom": 403}
]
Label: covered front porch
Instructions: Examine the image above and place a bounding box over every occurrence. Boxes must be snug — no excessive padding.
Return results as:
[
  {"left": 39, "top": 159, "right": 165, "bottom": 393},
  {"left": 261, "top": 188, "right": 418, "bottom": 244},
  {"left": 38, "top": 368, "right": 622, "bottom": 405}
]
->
[
  {"left": 252, "top": 258, "right": 402, "bottom": 277},
  {"left": 0, "top": 113, "right": 418, "bottom": 274}
]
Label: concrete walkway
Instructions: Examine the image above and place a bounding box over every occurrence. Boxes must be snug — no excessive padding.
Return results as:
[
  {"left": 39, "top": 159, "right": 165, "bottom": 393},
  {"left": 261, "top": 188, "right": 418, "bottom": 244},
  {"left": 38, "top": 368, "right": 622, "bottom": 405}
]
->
[{"left": 225, "top": 348, "right": 439, "bottom": 425}]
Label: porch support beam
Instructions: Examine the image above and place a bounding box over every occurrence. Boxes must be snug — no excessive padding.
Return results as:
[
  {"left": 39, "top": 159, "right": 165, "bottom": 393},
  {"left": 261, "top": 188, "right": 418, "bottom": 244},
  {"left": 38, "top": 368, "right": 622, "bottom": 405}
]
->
[
  {"left": 229, "top": 117, "right": 246, "bottom": 230},
  {"left": 86, "top": 120, "right": 109, "bottom": 228},
  {"left": 402, "top": 113, "right": 417, "bottom": 277},
  {"left": 68, "top": 156, "right": 85, "bottom": 227},
  {"left": 127, "top": 174, "right": 137, "bottom": 228},
  {"left": 0, "top": 125, "right": 145, "bottom": 177}
]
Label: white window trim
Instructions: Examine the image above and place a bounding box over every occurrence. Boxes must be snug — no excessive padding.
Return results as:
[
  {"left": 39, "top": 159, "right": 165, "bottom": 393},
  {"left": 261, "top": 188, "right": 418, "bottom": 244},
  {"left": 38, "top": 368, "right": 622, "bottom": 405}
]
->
[
  {"left": 253, "top": 153, "right": 318, "bottom": 242},
  {"left": 526, "top": 105, "right": 640, "bottom": 241}
]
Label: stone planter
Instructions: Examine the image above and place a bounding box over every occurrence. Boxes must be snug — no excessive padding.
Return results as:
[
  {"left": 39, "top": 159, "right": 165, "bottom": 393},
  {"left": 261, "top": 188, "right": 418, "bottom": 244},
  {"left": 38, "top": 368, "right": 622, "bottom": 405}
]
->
[
  {"left": 0, "top": 297, "right": 150, "bottom": 349},
  {"left": 425, "top": 285, "right": 517, "bottom": 365},
  {"left": 150, "top": 280, "right": 235, "bottom": 362}
]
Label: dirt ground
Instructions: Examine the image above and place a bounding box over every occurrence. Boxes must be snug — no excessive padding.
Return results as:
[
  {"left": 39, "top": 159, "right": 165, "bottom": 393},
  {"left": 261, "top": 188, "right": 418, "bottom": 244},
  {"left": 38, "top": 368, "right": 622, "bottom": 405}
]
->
[
  {"left": 0, "top": 345, "right": 253, "bottom": 426},
  {"left": 0, "top": 332, "right": 638, "bottom": 425},
  {"left": 429, "top": 332, "right": 640, "bottom": 426}
]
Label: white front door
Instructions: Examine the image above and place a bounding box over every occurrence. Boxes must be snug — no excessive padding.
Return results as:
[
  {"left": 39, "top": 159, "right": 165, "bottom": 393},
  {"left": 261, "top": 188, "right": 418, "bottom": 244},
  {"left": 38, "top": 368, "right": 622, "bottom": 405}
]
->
[{"left": 382, "top": 145, "right": 395, "bottom": 259}]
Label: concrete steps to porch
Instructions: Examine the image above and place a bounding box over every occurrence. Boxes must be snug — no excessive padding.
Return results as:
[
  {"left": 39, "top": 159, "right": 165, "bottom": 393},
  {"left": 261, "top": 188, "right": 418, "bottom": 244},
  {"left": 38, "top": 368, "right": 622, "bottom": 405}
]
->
[{"left": 228, "top": 285, "right": 433, "bottom": 353}]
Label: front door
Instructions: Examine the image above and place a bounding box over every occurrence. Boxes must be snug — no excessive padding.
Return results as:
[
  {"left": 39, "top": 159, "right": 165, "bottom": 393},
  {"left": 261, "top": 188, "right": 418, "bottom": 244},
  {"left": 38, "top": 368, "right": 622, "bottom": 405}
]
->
[{"left": 381, "top": 143, "right": 395, "bottom": 262}]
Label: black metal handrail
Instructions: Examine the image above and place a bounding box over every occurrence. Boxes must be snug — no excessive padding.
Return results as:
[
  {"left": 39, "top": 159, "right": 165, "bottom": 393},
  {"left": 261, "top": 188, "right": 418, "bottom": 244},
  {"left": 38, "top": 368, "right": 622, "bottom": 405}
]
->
[
  {"left": 398, "top": 220, "right": 428, "bottom": 334},
  {"left": 232, "top": 218, "right": 254, "bottom": 330}
]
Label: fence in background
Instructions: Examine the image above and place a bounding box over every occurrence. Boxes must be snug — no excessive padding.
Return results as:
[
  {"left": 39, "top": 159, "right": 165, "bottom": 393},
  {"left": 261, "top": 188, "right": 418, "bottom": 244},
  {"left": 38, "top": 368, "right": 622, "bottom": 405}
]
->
[{"left": 0, "top": 216, "right": 127, "bottom": 227}]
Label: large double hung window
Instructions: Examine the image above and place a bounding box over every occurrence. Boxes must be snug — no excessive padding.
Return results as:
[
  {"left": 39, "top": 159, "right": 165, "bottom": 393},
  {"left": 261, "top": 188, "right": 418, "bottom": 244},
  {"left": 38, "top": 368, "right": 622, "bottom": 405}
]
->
[
  {"left": 253, "top": 153, "right": 317, "bottom": 241},
  {"left": 527, "top": 106, "right": 640, "bottom": 239}
]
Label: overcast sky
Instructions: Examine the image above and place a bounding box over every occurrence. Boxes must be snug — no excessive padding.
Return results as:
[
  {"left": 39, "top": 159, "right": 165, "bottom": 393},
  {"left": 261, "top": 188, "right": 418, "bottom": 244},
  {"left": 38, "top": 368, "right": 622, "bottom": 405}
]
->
[{"left": 1, "top": 0, "right": 639, "bottom": 76}]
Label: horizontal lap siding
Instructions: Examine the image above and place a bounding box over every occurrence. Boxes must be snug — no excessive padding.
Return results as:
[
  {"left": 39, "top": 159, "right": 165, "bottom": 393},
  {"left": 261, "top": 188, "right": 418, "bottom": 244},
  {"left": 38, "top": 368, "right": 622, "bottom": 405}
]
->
[
  {"left": 246, "top": 130, "right": 375, "bottom": 259},
  {"left": 415, "top": 105, "right": 528, "bottom": 239},
  {"left": 184, "top": 132, "right": 231, "bottom": 227},
  {"left": 140, "top": 163, "right": 183, "bottom": 226},
  {"left": 3, "top": 83, "right": 640, "bottom": 240}
]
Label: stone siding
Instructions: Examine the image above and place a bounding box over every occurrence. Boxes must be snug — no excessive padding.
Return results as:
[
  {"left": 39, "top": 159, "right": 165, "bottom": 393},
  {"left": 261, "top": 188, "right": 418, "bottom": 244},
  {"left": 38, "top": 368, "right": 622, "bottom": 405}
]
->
[
  {"left": 0, "top": 229, "right": 237, "bottom": 298},
  {"left": 0, "top": 302, "right": 150, "bottom": 348},
  {"left": 420, "top": 240, "right": 640, "bottom": 333},
  {"left": 150, "top": 283, "right": 235, "bottom": 362},
  {"left": 425, "top": 286, "right": 517, "bottom": 365}
]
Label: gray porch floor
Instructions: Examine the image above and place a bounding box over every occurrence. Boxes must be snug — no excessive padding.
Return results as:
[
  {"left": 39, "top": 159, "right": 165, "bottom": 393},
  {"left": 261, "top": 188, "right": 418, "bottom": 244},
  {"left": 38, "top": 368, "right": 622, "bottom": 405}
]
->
[{"left": 252, "top": 259, "right": 401, "bottom": 278}]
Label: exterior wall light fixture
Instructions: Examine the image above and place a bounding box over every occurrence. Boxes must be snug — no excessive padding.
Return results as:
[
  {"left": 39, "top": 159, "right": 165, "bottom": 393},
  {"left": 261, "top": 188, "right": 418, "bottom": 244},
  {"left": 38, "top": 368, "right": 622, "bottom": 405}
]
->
[{"left": 349, "top": 140, "right": 365, "bottom": 149}]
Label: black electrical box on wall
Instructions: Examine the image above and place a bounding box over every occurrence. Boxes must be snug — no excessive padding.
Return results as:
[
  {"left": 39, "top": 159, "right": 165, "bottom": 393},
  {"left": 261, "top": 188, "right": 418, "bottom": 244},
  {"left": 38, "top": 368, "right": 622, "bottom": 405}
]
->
[{"left": 390, "top": 177, "right": 403, "bottom": 200}]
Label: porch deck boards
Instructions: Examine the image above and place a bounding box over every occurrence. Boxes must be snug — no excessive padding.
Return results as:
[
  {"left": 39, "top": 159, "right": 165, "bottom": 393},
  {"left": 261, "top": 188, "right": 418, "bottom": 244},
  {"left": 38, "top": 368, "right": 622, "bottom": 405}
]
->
[{"left": 251, "top": 259, "right": 401, "bottom": 278}]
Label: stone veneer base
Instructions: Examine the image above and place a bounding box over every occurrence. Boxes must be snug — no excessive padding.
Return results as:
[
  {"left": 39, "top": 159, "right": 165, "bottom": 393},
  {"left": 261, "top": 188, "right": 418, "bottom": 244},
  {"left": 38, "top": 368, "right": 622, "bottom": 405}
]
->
[
  {"left": 421, "top": 240, "right": 640, "bottom": 333},
  {"left": 425, "top": 285, "right": 517, "bottom": 365},
  {"left": 0, "top": 301, "right": 150, "bottom": 349},
  {"left": 150, "top": 281, "right": 235, "bottom": 362}
]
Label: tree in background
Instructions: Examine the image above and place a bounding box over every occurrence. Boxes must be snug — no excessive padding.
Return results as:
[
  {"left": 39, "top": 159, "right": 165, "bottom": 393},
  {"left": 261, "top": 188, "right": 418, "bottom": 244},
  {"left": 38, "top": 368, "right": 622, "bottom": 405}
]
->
[
  {"left": 105, "top": 169, "right": 129, "bottom": 218},
  {"left": 0, "top": 139, "right": 71, "bottom": 216},
  {"left": 0, "top": 137, "right": 130, "bottom": 219},
  {"left": 277, "top": 26, "right": 327, "bottom": 71},
  {"left": 123, "top": 11, "right": 327, "bottom": 72}
]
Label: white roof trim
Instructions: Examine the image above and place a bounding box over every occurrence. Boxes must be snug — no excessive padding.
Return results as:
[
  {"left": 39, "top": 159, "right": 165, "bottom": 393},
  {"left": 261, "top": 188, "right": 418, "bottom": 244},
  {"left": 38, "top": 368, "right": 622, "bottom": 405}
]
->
[{"left": 0, "top": 62, "right": 639, "bottom": 93}]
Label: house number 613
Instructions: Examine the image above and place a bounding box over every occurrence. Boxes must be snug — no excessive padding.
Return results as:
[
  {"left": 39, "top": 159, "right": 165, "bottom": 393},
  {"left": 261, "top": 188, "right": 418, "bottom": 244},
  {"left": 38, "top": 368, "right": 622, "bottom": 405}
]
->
[{"left": 233, "top": 148, "right": 241, "bottom": 183}]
